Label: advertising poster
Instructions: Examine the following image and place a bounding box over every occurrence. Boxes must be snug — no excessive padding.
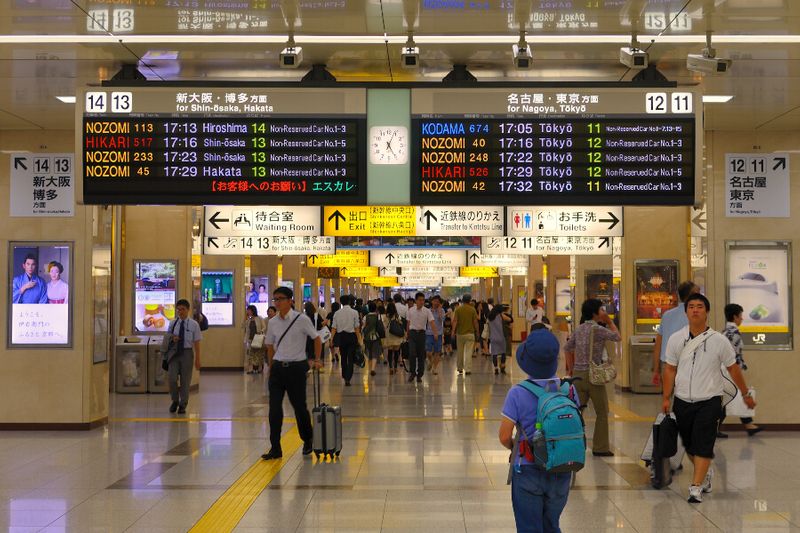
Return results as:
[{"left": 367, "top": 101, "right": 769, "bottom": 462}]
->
[
  {"left": 586, "top": 270, "right": 616, "bottom": 318},
  {"left": 727, "top": 242, "right": 792, "bottom": 349},
  {"left": 202, "top": 270, "right": 234, "bottom": 326},
  {"left": 635, "top": 260, "right": 679, "bottom": 333},
  {"left": 134, "top": 260, "right": 177, "bottom": 333},
  {"left": 554, "top": 278, "right": 571, "bottom": 317},
  {"left": 246, "top": 275, "right": 270, "bottom": 317},
  {"left": 9, "top": 242, "right": 72, "bottom": 346}
]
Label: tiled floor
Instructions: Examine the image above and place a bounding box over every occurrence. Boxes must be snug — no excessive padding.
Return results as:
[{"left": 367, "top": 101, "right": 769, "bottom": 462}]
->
[{"left": 1, "top": 351, "right": 798, "bottom": 532}]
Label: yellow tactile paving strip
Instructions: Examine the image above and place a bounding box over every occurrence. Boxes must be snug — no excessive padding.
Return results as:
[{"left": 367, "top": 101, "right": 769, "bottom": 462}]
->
[{"left": 187, "top": 426, "right": 303, "bottom": 533}]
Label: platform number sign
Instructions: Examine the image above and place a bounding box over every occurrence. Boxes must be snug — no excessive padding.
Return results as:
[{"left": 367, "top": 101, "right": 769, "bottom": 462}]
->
[
  {"left": 646, "top": 92, "right": 692, "bottom": 114},
  {"left": 85, "top": 91, "right": 133, "bottom": 113}
]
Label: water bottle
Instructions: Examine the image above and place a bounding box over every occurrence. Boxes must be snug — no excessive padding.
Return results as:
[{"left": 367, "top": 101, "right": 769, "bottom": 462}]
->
[{"left": 532, "top": 422, "right": 547, "bottom": 467}]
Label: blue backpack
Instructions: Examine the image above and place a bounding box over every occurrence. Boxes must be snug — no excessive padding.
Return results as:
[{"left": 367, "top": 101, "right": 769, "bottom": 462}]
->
[{"left": 517, "top": 380, "right": 586, "bottom": 473}]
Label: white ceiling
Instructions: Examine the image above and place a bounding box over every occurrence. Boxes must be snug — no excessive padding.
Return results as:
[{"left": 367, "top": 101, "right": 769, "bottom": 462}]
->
[{"left": 1, "top": 0, "right": 799, "bottom": 130}]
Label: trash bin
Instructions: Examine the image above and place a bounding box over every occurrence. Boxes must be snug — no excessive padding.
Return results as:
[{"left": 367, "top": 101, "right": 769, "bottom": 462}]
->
[
  {"left": 629, "top": 335, "right": 660, "bottom": 394},
  {"left": 115, "top": 336, "right": 147, "bottom": 393},
  {"left": 148, "top": 336, "right": 170, "bottom": 393}
]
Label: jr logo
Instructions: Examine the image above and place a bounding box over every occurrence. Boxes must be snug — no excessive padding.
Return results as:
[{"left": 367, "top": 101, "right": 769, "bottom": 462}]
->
[{"left": 752, "top": 333, "right": 766, "bottom": 344}]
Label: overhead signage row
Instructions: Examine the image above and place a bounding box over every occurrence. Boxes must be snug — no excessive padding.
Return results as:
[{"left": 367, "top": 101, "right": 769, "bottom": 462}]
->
[
  {"left": 459, "top": 266, "right": 499, "bottom": 278},
  {"left": 369, "top": 249, "right": 466, "bottom": 268},
  {"left": 507, "top": 206, "right": 623, "bottom": 237},
  {"left": 466, "top": 252, "right": 528, "bottom": 267},
  {"left": 323, "top": 205, "right": 505, "bottom": 237},
  {"left": 204, "top": 205, "right": 321, "bottom": 237},
  {"left": 204, "top": 236, "right": 334, "bottom": 256},
  {"left": 306, "top": 250, "right": 368, "bottom": 268}
]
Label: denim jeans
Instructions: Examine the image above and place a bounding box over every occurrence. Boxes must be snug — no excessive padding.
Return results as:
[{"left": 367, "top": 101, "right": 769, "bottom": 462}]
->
[{"left": 511, "top": 465, "right": 571, "bottom": 533}]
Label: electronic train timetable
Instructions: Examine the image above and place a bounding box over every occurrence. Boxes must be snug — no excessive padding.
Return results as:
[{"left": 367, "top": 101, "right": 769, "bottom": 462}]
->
[
  {"left": 410, "top": 88, "right": 701, "bottom": 206},
  {"left": 79, "top": 88, "right": 367, "bottom": 205}
]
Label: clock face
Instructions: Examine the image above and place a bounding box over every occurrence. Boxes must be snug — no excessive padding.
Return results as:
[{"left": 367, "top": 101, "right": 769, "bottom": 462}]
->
[{"left": 369, "top": 126, "right": 408, "bottom": 165}]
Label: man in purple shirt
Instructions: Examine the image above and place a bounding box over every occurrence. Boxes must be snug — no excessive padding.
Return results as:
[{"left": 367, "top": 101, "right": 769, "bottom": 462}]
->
[{"left": 12, "top": 254, "right": 48, "bottom": 304}]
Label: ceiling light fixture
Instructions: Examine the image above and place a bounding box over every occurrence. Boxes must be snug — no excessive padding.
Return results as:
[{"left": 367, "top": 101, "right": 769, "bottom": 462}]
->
[
  {"left": 55, "top": 96, "right": 76, "bottom": 103},
  {"left": 701, "top": 95, "right": 734, "bottom": 103}
]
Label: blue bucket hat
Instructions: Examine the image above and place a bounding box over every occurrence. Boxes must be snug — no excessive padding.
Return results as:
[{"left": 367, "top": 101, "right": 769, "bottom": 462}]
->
[{"left": 516, "top": 328, "right": 560, "bottom": 378}]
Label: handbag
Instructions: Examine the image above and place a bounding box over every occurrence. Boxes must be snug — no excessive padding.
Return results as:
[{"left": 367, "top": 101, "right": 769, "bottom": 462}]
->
[
  {"left": 353, "top": 345, "right": 366, "bottom": 368},
  {"left": 317, "top": 326, "right": 332, "bottom": 343},
  {"left": 588, "top": 324, "right": 617, "bottom": 385},
  {"left": 389, "top": 318, "right": 405, "bottom": 337},
  {"left": 481, "top": 323, "right": 489, "bottom": 340},
  {"left": 161, "top": 320, "right": 180, "bottom": 370},
  {"left": 726, "top": 388, "right": 756, "bottom": 418},
  {"left": 251, "top": 333, "right": 265, "bottom": 350}
]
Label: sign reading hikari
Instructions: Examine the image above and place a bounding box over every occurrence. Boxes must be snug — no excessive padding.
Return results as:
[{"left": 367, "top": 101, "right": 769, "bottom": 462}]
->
[
  {"left": 369, "top": 249, "right": 466, "bottom": 267},
  {"left": 204, "top": 235, "right": 334, "bottom": 256},
  {"left": 481, "top": 236, "right": 613, "bottom": 256},
  {"left": 10, "top": 153, "right": 74, "bottom": 217},
  {"left": 725, "top": 153, "right": 789, "bottom": 217},
  {"left": 414, "top": 205, "right": 504, "bottom": 236},
  {"left": 324, "top": 206, "right": 416, "bottom": 236},
  {"left": 204, "top": 205, "right": 320, "bottom": 237},
  {"left": 79, "top": 87, "right": 367, "bottom": 205},
  {"left": 459, "top": 266, "right": 499, "bottom": 278},
  {"left": 307, "top": 250, "right": 369, "bottom": 268},
  {"left": 339, "top": 266, "right": 378, "bottom": 278},
  {"left": 362, "top": 276, "right": 398, "bottom": 287},
  {"left": 507, "top": 206, "right": 623, "bottom": 237},
  {"left": 465, "top": 252, "right": 528, "bottom": 267}
]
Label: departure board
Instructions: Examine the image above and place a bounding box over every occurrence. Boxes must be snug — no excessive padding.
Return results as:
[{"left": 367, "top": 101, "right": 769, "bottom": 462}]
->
[
  {"left": 79, "top": 88, "right": 367, "bottom": 205},
  {"left": 411, "top": 88, "right": 700, "bottom": 206}
]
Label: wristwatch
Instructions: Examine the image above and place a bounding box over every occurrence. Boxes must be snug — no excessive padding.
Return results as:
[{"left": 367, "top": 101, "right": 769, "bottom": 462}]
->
[{"left": 743, "top": 390, "right": 754, "bottom": 398}]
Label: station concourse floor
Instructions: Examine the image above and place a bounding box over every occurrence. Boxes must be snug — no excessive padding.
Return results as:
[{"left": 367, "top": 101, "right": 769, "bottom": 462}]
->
[{"left": 1, "top": 352, "right": 799, "bottom": 532}]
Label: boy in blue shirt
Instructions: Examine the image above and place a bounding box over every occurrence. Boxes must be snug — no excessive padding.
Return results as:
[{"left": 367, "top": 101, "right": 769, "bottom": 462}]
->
[{"left": 499, "top": 328, "right": 575, "bottom": 533}]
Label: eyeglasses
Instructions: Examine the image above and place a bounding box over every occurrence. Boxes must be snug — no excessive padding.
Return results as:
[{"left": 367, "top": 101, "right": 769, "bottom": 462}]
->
[{"left": 272, "top": 297, "right": 289, "bottom": 302}]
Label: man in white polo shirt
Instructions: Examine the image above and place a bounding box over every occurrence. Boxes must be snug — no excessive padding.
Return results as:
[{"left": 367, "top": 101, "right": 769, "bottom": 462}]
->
[
  {"left": 662, "top": 293, "right": 755, "bottom": 503},
  {"left": 406, "top": 292, "right": 437, "bottom": 383},
  {"left": 262, "top": 286, "right": 322, "bottom": 461}
]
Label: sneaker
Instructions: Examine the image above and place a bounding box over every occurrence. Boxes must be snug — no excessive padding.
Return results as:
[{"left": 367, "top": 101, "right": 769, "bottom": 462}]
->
[
  {"left": 688, "top": 484, "right": 703, "bottom": 503},
  {"left": 702, "top": 468, "right": 713, "bottom": 493},
  {"left": 177, "top": 405, "right": 186, "bottom": 414},
  {"left": 169, "top": 401, "right": 179, "bottom": 413}
]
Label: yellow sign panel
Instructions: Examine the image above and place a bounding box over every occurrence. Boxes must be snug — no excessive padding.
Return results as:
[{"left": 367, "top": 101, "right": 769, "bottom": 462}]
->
[
  {"left": 340, "top": 266, "right": 378, "bottom": 278},
  {"left": 307, "top": 250, "right": 369, "bottom": 268},
  {"left": 362, "top": 276, "right": 399, "bottom": 287},
  {"left": 324, "top": 206, "right": 415, "bottom": 236},
  {"left": 460, "top": 266, "right": 499, "bottom": 278}
]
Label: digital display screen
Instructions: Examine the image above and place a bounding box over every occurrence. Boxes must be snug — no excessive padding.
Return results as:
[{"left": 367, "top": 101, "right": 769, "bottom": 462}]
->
[
  {"left": 411, "top": 117, "right": 694, "bottom": 205},
  {"left": 134, "top": 260, "right": 177, "bottom": 333},
  {"left": 8, "top": 242, "right": 72, "bottom": 347},
  {"left": 83, "top": 117, "right": 365, "bottom": 205},
  {"left": 79, "top": 87, "right": 367, "bottom": 205},
  {"left": 201, "top": 270, "right": 234, "bottom": 326}
]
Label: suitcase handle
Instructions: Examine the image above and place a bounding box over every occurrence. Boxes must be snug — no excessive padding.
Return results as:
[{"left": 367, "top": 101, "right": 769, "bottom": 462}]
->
[{"left": 313, "top": 367, "right": 322, "bottom": 408}]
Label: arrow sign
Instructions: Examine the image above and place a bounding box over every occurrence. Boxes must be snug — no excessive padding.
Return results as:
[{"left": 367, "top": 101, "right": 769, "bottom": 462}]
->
[
  {"left": 341, "top": 267, "right": 348, "bottom": 276},
  {"left": 328, "top": 210, "right": 346, "bottom": 231},
  {"left": 385, "top": 253, "right": 395, "bottom": 265},
  {"left": 692, "top": 212, "right": 706, "bottom": 231},
  {"left": 422, "top": 209, "right": 438, "bottom": 231},
  {"left": 599, "top": 237, "right": 611, "bottom": 248},
  {"left": 308, "top": 254, "right": 318, "bottom": 265},
  {"left": 469, "top": 252, "right": 480, "bottom": 265},
  {"left": 208, "top": 211, "right": 229, "bottom": 230},
  {"left": 773, "top": 157, "right": 787, "bottom": 171},
  {"left": 380, "top": 267, "right": 388, "bottom": 275},
  {"left": 599, "top": 212, "right": 620, "bottom": 231},
  {"left": 13, "top": 157, "right": 27, "bottom": 170},
  {"left": 207, "top": 237, "right": 219, "bottom": 249}
]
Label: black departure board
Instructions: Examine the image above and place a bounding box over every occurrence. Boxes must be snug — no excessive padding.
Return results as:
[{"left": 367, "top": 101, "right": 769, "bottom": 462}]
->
[
  {"left": 410, "top": 88, "right": 700, "bottom": 206},
  {"left": 79, "top": 88, "right": 367, "bottom": 205},
  {"left": 83, "top": 117, "right": 365, "bottom": 205}
]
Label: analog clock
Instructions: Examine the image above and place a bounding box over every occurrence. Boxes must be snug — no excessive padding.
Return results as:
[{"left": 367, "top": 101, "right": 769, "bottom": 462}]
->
[{"left": 369, "top": 126, "right": 408, "bottom": 165}]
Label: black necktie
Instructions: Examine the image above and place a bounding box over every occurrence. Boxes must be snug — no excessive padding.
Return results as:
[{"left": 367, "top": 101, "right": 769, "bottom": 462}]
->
[{"left": 177, "top": 320, "right": 185, "bottom": 355}]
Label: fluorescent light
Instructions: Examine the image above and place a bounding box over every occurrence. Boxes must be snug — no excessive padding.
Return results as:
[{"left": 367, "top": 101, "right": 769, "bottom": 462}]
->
[
  {"left": 56, "top": 96, "right": 76, "bottom": 103},
  {"left": 0, "top": 150, "right": 31, "bottom": 154},
  {"left": 702, "top": 95, "right": 734, "bottom": 103}
]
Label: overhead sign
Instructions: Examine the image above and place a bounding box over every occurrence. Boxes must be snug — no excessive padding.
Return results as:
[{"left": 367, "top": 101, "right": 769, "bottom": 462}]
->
[
  {"left": 10, "top": 153, "right": 74, "bottom": 217},
  {"left": 204, "top": 205, "right": 320, "bottom": 237},
  {"left": 362, "top": 276, "right": 398, "bottom": 287},
  {"left": 725, "top": 153, "right": 789, "bottom": 217},
  {"left": 465, "top": 252, "right": 528, "bottom": 267},
  {"left": 399, "top": 266, "right": 460, "bottom": 276},
  {"left": 411, "top": 87, "right": 699, "bottom": 206},
  {"left": 690, "top": 204, "right": 707, "bottom": 237},
  {"left": 459, "top": 266, "right": 499, "bottom": 278},
  {"left": 499, "top": 266, "right": 529, "bottom": 276},
  {"left": 324, "top": 206, "right": 415, "bottom": 236},
  {"left": 369, "top": 249, "right": 466, "bottom": 267},
  {"left": 317, "top": 267, "right": 340, "bottom": 279},
  {"left": 442, "top": 277, "right": 479, "bottom": 286},
  {"left": 507, "top": 206, "right": 623, "bottom": 237},
  {"left": 307, "top": 250, "right": 368, "bottom": 268},
  {"left": 415, "top": 206, "right": 505, "bottom": 236},
  {"left": 204, "top": 236, "right": 334, "bottom": 256},
  {"left": 80, "top": 87, "right": 367, "bottom": 205},
  {"left": 339, "top": 266, "right": 379, "bottom": 278},
  {"left": 398, "top": 276, "right": 442, "bottom": 286},
  {"left": 481, "top": 236, "right": 613, "bottom": 256}
]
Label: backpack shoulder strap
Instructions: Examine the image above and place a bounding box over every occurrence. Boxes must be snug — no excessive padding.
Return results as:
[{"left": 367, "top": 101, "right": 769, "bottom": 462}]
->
[{"left": 518, "top": 380, "right": 544, "bottom": 398}]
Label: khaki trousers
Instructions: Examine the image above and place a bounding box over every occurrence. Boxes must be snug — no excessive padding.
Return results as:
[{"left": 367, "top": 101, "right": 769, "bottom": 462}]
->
[
  {"left": 573, "top": 369, "right": 610, "bottom": 453},
  {"left": 456, "top": 333, "right": 475, "bottom": 372}
]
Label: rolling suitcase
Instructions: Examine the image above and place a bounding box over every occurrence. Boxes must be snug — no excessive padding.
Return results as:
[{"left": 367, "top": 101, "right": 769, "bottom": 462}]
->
[
  {"left": 312, "top": 369, "right": 342, "bottom": 459},
  {"left": 641, "top": 413, "right": 685, "bottom": 489}
]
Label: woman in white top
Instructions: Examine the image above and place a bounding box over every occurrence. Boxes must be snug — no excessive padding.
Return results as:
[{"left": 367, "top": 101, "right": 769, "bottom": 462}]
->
[{"left": 46, "top": 261, "right": 68, "bottom": 304}]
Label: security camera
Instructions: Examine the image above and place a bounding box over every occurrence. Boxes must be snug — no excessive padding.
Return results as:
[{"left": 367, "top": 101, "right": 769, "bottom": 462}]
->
[
  {"left": 620, "top": 47, "right": 648, "bottom": 69},
  {"left": 279, "top": 46, "right": 303, "bottom": 68},
  {"left": 687, "top": 50, "right": 731, "bottom": 74},
  {"left": 401, "top": 46, "right": 420, "bottom": 69},
  {"left": 512, "top": 43, "right": 533, "bottom": 69}
]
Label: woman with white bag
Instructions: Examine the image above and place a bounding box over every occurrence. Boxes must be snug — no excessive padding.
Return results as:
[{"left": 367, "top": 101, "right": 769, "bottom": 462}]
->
[
  {"left": 243, "top": 305, "right": 266, "bottom": 374},
  {"left": 720, "top": 303, "right": 762, "bottom": 436}
]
